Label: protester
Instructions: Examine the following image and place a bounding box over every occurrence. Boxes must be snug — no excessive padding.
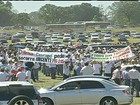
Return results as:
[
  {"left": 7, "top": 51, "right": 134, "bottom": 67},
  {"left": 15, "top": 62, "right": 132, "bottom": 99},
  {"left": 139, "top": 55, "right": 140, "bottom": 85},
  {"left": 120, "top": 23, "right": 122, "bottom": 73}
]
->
[
  {"left": 80, "top": 61, "right": 94, "bottom": 75},
  {"left": 73, "top": 60, "right": 82, "bottom": 76},
  {"left": 16, "top": 67, "right": 26, "bottom": 81},
  {"left": 111, "top": 66, "right": 122, "bottom": 85},
  {"left": 103, "top": 61, "right": 113, "bottom": 78},
  {"left": 122, "top": 67, "right": 131, "bottom": 86},
  {"left": 129, "top": 66, "right": 140, "bottom": 97},
  {"left": 63, "top": 59, "right": 70, "bottom": 80},
  {"left": 33, "top": 62, "right": 40, "bottom": 81},
  {"left": 0, "top": 68, "right": 8, "bottom": 81}
]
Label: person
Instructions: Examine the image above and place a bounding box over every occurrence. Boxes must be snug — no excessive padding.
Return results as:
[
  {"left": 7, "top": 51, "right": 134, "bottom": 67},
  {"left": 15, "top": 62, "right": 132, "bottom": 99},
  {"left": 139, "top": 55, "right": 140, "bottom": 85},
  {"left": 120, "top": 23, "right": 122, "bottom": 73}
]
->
[
  {"left": 49, "top": 62, "right": 56, "bottom": 79},
  {"left": 16, "top": 67, "right": 26, "bottom": 81},
  {"left": 25, "top": 66, "right": 32, "bottom": 83},
  {"left": 104, "top": 61, "right": 113, "bottom": 78},
  {"left": 80, "top": 61, "right": 94, "bottom": 75},
  {"left": 73, "top": 60, "right": 82, "bottom": 76},
  {"left": 32, "top": 62, "right": 40, "bottom": 81},
  {"left": 111, "top": 66, "right": 122, "bottom": 85},
  {"left": 122, "top": 67, "right": 131, "bottom": 86},
  {"left": 63, "top": 59, "right": 70, "bottom": 80},
  {"left": 0, "top": 68, "right": 8, "bottom": 81},
  {"left": 129, "top": 66, "right": 140, "bottom": 97},
  {"left": 92, "top": 61, "right": 101, "bottom": 75}
]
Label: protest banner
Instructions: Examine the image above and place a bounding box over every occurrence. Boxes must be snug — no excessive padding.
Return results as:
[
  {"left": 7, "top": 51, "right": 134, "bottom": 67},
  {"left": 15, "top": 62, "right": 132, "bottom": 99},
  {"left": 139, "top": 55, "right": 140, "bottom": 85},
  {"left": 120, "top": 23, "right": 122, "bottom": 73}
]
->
[
  {"left": 112, "top": 46, "right": 134, "bottom": 60},
  {"left": 18, "top": 49, "right": 67, "bottom": 64},
  {"left": 92, "top": 53, "right": 113, "bottom": 62},
  {"left": 92, "top": 46, "right": 134, "bottom": 62}
]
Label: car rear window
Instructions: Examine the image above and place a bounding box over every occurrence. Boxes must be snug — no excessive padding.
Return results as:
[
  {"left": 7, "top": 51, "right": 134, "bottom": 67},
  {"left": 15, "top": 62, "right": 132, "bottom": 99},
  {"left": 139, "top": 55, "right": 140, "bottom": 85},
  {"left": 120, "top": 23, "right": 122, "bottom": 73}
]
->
[{"left": 8, "top": 86, "right": 38, "bottom": 99}]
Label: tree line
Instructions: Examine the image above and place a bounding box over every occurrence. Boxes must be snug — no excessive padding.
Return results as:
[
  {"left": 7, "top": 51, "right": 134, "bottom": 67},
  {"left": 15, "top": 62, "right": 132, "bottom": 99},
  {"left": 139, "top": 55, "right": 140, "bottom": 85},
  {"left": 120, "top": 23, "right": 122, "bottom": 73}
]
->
[{"left": 0, "top": 1, "right": 140, "bottom": 28}]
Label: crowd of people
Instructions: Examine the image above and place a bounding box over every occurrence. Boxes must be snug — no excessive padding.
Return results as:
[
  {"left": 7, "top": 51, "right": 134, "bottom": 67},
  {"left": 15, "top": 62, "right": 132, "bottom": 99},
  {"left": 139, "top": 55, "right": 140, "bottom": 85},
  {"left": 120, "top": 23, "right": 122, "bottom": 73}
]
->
[{"left": 0, "top": 41, "right": 140, "bottom": 97}]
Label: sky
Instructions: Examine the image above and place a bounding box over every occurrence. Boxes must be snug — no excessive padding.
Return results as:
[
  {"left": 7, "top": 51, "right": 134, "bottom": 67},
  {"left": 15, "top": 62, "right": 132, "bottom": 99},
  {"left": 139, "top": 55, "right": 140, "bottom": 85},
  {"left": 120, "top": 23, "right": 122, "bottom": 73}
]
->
[{"left": 10, "top": 1, "right": 115, "bottom": 13}]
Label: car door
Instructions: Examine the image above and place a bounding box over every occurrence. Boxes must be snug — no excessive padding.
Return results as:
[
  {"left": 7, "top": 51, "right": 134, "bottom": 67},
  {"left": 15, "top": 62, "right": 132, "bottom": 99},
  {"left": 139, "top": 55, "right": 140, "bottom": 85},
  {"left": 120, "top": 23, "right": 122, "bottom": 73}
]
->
[
  {"left": 0, "top": 86, "right": 9, "bottom": 105},
  {"left": 54, "top": 81, "right": 81, "bottom": 105},
  {"left": 79, "top": 81, "right": 106, "bottom": 105}
]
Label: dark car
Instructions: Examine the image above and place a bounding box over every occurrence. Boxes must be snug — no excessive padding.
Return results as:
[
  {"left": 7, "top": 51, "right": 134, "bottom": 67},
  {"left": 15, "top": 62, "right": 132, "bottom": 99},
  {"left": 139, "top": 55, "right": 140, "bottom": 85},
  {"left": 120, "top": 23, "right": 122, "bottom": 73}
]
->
[
  {"left": 0, "top": 81, "right": 43, "bottom": 105},
  {"left": 118, "top": 34, "right": 127, "bottom": 42}
]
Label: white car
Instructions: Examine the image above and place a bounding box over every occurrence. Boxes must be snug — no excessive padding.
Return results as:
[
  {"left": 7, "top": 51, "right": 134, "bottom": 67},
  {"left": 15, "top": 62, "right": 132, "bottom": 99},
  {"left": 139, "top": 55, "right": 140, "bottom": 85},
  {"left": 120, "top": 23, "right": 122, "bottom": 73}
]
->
[
  {"left": 91, "top": 33, "right": 100, "bottom": 42},
  {"left": 133, "top": 32, "right": 140, "bottom": 38},
  {"left": 104, "top": 34, "right": 112, "bottom": 41},
  {"left": 25, "top": 35, "right": 33, "bottom": 41},
  {"left": 63, "top": 34, "right": 71, "bottom": 42},
  {"left": 39, "top": 76, "right": 133, "bottom": 105},
  {"left": 0, "top": 81, "right": 43, "bottom": 105}
]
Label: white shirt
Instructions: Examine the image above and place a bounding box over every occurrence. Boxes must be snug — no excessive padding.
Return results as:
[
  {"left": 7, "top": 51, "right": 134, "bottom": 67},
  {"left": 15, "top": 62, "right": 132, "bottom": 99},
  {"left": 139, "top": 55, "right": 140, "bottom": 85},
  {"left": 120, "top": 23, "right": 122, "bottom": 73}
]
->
[
  {"left": 104, "top": 63, "right": 112, "bottom": 73},
  {"left": 81, "top": 65, "right": 94, "bottom": 75},
  {"left": 33, "top": 62, "right": 40, "bottom": 69},
  {"left": 93, "top": 64, "right": 101, "bottom": 74},
  {"left": 63, "top": 63, "right": 70, "bottom": 75},
  {"left": 0, "top": 72, "right": 7, "bottom": 81},
  {"left": 26, "top": 70, "right": 31, "bottom": 81},
  {"left": 49, "top": 62, "right": 56, "bottom": 68},
  {"left": 112, "top": 69, "right": 121, "bottom": 79},
  {"left": 129, "top": 69, "right": 140, "bottom": 79},
  {"left": 16, "top": 71, "right": 26, "bottom": 81}
]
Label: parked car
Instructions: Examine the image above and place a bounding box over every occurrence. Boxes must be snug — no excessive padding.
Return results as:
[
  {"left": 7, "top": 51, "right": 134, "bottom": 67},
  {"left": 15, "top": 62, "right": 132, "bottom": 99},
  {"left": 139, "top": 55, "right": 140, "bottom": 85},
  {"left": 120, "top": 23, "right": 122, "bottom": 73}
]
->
[
  {"left": 63, "top": 34, "right": 71, "bottom": 42},
  {"left": 118, "top": 34, "right": 127, "bottom": 42},
  {"left": 0, "top": 81, "right": 43, "bottom": 105},
  {"left": 91, "top": 33, "right": 100, "bottom": 42},
  {"left": 31, "top": 31, "right": 39, "bottom": 38},
  {"left": 104, "top": 34, "right": 112, "bottom": 41},
  {"left": 39, "top": 35, "right": 47, "bottom": 42},
  {"left": 25, "top": 35, "right": 33, "bottom": 42},
  {"left": 16, "top": 32, "right": 26, "bottom": 38},
  {"left": 77, "top": 33, "right": 86, "bottom": 42},
  {"left": 133, "top": 32, "right": 140, "bottom": 38},
  {"left": 39, "top": 77, "right": 133, "bottom": 105}
]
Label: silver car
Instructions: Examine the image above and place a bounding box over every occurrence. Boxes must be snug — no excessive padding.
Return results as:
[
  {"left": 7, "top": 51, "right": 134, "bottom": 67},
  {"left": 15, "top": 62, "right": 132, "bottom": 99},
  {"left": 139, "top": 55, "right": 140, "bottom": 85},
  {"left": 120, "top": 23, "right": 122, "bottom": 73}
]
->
[{"left": 38, "top": 77, "right": 133, "bottom": 105}]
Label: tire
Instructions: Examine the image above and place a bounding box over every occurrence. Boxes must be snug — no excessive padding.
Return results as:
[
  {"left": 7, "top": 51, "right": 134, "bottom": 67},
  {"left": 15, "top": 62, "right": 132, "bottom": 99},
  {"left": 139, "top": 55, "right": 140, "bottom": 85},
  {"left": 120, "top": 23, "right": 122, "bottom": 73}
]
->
[
  {"left": 100, "top": 97, "right": 117, "bottom": 105},
  {"left": 8, "top": 95, "right": 34, "bottom": 105},
  {"left": 42, "top": 98, "right": 53, "bottom": 105}
]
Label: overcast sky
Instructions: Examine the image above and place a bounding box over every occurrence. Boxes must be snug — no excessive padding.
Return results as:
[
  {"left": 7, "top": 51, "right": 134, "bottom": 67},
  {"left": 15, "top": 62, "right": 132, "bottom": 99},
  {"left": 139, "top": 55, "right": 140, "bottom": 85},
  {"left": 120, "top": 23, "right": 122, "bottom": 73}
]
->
[{"left": 10, "top": 1, "right": 115, "bottom": 13}]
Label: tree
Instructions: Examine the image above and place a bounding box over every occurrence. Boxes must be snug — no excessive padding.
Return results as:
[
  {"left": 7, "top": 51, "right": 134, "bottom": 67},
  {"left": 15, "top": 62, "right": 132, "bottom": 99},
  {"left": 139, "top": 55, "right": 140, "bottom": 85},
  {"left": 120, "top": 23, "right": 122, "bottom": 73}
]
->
[
  {"left": 39, "top": 3, "right": 103, "bottom": 24},
  {"left": 13, "top": 13, "right": 30, "bottom": 30},
  {"left": 109, "top": 1, "right": 140, "bottom": 26},
  {"left": 0, "top": 1, "right": 13, "bottom": 26}
]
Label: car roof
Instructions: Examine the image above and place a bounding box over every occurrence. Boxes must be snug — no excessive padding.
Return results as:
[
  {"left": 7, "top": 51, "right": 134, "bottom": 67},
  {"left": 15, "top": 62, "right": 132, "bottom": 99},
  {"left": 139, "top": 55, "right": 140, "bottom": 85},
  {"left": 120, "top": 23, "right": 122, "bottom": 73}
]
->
[
  {"left": 121, "top": 64, "right": 140, "bottom": 68},
  {"left": 0, "top": 81, "right": 33, "bottom": 86},
  {"left": 66, "top": 75, "right": 110, "bottom": 81}
]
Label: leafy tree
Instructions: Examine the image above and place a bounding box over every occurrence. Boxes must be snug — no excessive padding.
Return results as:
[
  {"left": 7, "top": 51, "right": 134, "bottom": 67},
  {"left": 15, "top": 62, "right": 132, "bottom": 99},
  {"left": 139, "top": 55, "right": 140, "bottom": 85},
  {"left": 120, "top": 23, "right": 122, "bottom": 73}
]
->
[
  {"left": 39, "top": 3, "right": 103, "bottom": 24},
  {"left": 13, "top": 13, "right": 30, "bottom": 30},
  {"left": 109, "top": 1, "right": 140, "bottom": 26},
  {"left": 0, "top": 1, "right": 13, "bottom": 26}
]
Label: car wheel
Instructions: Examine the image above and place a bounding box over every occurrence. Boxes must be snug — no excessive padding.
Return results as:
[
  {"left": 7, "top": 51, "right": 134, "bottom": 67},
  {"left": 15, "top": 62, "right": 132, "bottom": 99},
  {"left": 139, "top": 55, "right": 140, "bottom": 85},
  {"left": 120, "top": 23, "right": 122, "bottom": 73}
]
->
[
  {"left": 42, "top": 98, "right": 53, "bottom": 105},
  {"left": 8, "top": 95, "right": 34, "bottom": 105},
  {"left": 100, "top": 97, "right": 117, "bottom": 105}
]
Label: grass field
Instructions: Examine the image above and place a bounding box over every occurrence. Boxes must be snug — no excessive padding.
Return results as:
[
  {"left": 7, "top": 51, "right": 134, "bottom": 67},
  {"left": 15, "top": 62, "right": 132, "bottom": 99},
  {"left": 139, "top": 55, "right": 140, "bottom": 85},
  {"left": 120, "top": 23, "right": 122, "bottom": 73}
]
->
[{"left": 34, "top": 71, "right": 140, "bottom": 105}]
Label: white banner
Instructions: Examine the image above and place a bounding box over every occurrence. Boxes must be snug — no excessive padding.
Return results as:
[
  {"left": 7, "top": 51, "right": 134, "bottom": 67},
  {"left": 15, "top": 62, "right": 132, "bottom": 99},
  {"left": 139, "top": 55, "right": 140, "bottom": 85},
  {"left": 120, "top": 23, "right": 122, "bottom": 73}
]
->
[
  {"left": 18, "top": 49, "right": 67, "bottom": 64},
  {"left": 92, "top": 46, "right": 134, "bottom": 62}
]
